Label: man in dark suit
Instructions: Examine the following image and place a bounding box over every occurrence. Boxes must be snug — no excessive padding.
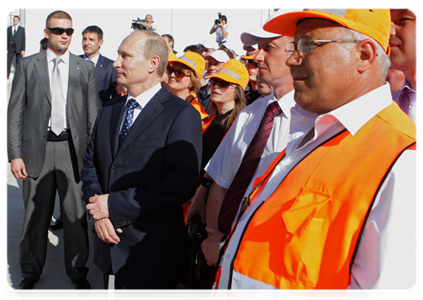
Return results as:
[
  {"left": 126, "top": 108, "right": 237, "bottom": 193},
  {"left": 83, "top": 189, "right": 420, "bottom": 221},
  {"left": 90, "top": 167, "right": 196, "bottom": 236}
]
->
[
  {"left": 7, "top": 15, "right": 26, "bottom": 79},
  {"left": 82, "top": 30, "right": 202, "bottom": 289},
  {"left": 81, "top": 25, "right": 119, "bottom": 103},
  {"left": 7, "top": 10, "right": 99, "bottom": 289}
]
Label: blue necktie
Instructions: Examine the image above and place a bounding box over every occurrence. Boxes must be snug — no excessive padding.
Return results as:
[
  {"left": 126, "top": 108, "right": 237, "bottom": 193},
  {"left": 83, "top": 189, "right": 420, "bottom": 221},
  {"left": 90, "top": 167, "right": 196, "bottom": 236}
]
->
[{"left": 119, "top": 98, "right": 139, "bottom": 145}]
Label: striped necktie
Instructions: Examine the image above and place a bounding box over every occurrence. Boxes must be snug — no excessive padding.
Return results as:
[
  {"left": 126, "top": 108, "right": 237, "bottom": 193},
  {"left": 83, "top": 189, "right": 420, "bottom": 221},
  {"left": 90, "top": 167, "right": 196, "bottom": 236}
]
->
[{"left": 218, "top": 101, "right": 282, "bottom": 235}]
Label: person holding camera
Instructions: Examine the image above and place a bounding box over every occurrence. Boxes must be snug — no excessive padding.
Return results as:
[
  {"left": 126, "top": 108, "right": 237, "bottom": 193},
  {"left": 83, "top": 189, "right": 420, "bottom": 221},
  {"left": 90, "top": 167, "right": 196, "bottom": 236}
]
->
[{"left": 209, "top": 13, "right": 228, "bottom": 48}]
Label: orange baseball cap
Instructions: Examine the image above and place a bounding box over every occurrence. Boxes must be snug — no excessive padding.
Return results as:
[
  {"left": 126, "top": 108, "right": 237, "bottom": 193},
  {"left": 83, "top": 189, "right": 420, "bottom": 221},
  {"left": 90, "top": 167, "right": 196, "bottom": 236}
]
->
[
  {"left": 263, "top": 9, "right": 391, "bottom": 54},
  {"left": 206, "top": 59, "right": 249, "bottom": 90},
  {"left": 168, "top": 51, "right": 206, "bottom": 79}
]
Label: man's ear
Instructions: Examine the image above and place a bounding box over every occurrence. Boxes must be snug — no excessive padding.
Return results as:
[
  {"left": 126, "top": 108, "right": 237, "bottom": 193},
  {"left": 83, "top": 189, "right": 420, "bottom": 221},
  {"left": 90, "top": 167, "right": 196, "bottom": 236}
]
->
[
  {"left": 149, "top": 55, "right": 160, "bottom": 74},
  {"left": 356, "top": 39, "right": 377, "bottom": 74}
]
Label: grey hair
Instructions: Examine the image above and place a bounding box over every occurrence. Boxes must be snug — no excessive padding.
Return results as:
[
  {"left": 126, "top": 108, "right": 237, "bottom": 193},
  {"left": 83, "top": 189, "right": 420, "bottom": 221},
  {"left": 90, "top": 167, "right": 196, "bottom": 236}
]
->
[{"left": 340, "top": 27, "right": 391, "bottom": 80}]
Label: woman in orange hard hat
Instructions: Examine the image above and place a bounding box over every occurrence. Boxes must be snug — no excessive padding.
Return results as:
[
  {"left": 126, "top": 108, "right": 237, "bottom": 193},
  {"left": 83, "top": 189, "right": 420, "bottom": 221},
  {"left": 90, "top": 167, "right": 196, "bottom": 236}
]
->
[{"left": 164, "top": 51, "right": 209, "bottom": 122}]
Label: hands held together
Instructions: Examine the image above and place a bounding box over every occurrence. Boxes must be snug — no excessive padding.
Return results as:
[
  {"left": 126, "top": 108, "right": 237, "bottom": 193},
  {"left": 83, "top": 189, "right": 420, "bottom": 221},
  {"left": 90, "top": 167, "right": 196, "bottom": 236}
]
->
[{"left": 86, "top": 194, "right": 122, "bottom": 245}]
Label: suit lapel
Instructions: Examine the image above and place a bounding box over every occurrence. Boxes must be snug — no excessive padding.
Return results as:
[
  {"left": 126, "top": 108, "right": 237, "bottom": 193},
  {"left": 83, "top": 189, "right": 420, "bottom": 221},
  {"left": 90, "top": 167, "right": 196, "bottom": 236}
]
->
[
  {"left": 117, "top": 88, "right": 167, "bottom": 154},
  {"left": 34, "top": 52, "right": 51, "bottom": 104}
]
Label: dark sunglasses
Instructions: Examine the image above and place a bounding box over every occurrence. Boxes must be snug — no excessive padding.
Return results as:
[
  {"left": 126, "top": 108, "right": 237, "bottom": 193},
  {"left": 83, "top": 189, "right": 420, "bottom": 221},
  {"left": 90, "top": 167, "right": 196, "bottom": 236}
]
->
[
  {"left": 209, "top": 78, "right": 233, "bottom": 90},
  {"left": 246, "top": 60, "right": 258, "bottom": 67},
  {"left": 166, "top": 65, "right": 191, "bottom": 80},
  {"left": 47, "top": 27, "right": 74, "bottom": 36}
]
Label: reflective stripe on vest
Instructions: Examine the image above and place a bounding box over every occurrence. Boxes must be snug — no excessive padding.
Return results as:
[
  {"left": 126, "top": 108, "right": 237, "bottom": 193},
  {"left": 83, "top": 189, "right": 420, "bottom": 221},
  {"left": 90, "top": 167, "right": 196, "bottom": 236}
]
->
[{"left": 228, "top": 103, "right": 416, "bottom": 289}]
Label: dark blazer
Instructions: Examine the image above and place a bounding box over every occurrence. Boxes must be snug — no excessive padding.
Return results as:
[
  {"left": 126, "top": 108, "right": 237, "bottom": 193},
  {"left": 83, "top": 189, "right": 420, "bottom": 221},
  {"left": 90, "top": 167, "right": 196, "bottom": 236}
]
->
[
  {"left": 81, "top": 87, "right": 203, "bottom": 288},
  {"left": 7, "top": 51, "right": 99, "bottom": 178},
  {"left": 80, "top": 54, "right": 118, "bottom": 102},
  {"left": 7, "top": 25, "right": 25, "bottom": 53}
]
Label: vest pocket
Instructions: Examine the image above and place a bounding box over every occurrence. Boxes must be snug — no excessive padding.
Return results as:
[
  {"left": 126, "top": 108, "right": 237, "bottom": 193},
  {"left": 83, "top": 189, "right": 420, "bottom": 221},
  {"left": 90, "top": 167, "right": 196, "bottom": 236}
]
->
[{"left": 280, "top": 189, "right": 330, "bottom": 288}]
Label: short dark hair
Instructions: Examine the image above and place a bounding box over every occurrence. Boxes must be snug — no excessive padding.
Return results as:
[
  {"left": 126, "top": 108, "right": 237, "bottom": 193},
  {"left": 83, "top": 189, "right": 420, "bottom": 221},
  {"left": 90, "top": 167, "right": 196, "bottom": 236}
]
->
[
  {"left": 46, "top": 10, "right": 72, "bottom": 28},
  {"left": 13, "top": 15, "right": 20, "bottom": 20},
  {"left": 220, "top": 15, "right": 227, "bottom": 22},
  {"left": 183, "top": 44, "right": 203, "bottom": 55},
  {"left": 162, "top": 34, "right": 174, "bottom": 44},
  {"left": 82, "top": 25, "right": 104, "bottom": 40},
  {"left": 40, "top": 37, "right": 48, "bottom": 50}
]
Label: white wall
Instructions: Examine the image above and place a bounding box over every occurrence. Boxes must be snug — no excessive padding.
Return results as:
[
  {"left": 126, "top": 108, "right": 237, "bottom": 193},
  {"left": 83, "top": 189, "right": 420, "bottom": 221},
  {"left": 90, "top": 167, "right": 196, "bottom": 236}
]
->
[{"left": 22, "top": 8, "right": 275, "bottom": 60}]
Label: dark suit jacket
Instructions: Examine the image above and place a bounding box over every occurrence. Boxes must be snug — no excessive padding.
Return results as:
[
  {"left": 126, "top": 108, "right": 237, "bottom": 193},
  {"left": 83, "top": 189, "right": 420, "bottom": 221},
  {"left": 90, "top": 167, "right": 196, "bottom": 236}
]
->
[
  {"left": 80, "top": 54, "right": 118, "bottom": 102},
  {"left": 7, "top": 51, "right": 99, "bottom": 179},
  {"left": 7, "top": 25, "right": 25, "bottom": 53},
  {"left": 81, "top": 86, "right": 203, "bottom": 288}
]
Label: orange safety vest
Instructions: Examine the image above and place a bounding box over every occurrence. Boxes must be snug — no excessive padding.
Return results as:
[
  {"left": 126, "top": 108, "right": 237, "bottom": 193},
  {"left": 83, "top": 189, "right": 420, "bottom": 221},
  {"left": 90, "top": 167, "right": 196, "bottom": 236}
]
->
[
  {"left": 218, "top": 103, "right": 416, "bottom": 289},
  {"left": 189, "top": 92, "right": 209, "bottom": 122}
]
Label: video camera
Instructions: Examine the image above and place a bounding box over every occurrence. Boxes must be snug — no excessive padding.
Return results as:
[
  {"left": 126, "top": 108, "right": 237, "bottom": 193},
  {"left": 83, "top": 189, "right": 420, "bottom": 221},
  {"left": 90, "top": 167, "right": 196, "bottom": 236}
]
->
[
  {"left": 214, "top": 12, "right": 223, "bottom": 25},
  {"left": 131, "top": 17, "right": 147, "bottom": 30}
]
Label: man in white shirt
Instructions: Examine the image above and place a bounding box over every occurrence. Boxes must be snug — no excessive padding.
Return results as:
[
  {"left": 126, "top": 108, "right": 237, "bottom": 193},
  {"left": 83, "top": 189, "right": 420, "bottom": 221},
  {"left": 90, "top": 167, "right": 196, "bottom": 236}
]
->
[
  {"left": 215, "top": 9, "right": 416, "bottom": 290},
  {"left": 187, "top": 24, "right": 295, "bottom": 267},
  {"left": 209, "top": 14, "right": 229, "bottom": 48},
  {"left": 7, "top": 15, "right": 25, "bottom": 79}
]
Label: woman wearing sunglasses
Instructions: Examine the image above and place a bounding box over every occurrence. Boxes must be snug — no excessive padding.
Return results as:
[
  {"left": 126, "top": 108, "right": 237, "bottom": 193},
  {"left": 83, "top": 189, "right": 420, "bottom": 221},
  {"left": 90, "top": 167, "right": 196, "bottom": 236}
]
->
[
  {"left": 185, "top": 59, "right": 248, "bottom": 288},
  {"left": 165, "top": 51, "right": 209, "bottom": 122}
]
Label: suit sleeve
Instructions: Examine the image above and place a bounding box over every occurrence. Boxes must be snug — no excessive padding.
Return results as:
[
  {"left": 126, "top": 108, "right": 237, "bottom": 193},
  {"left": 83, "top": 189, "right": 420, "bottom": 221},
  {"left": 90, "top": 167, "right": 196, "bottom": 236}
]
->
[
  {"left": 7, "top": 58, "right": 26, "bottom": 161},
  {"left": 81, "top": 106, "right": 104, "bottom": 202},
  {"left": 108, "top": 104, "right": 203, "bottom": 228},
  {"left": 86, "top": 63, "right": 99, "bottom": 139}
]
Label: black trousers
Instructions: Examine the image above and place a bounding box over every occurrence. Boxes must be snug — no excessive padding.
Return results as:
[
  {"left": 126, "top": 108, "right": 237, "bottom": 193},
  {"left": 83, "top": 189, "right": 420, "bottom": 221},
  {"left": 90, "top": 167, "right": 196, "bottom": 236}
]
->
[{"left": 7, "top": 49, "right": 22, "bottom": 79}]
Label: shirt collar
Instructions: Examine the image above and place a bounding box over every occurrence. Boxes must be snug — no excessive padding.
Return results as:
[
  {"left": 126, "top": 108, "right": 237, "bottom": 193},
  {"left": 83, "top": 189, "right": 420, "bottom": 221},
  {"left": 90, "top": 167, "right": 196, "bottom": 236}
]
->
[
  {"left": 46, "top": 48, "right": 70, "bottom": 65},
  {"left": 126, "top": 83, "right": 162, "bottom": 109},
  {"left": 323, "top": 83, "right": 392, "bottom": 136},
  {"left": 289, "top": 83, "right": 393, "bottom": 149},
  {"left": 83, "top": 53, "right": 100, "bottom": 66}
]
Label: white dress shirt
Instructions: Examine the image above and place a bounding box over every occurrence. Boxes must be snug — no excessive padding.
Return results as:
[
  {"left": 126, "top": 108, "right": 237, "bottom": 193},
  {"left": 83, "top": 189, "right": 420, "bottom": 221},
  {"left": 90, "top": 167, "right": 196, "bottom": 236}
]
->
[
  {"left": 206, "top": 90, "right": 296, "bottom": 197},
  {"left": 47, "top": 48, "right": 70, "bottom": 131},
  {"left": 218, "top": 83, "right": 416, "bottom": 289},
  {"left": 120, "top": 83, "right": 162, "bottom": 132}
]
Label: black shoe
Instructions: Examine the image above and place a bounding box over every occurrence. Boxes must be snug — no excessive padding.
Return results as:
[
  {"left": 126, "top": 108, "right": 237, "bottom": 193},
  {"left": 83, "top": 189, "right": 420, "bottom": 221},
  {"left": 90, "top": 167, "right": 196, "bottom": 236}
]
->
[
  {"left": 72, "top": 278, "right": 91, "bottom": 289},
  {"left": 18, "top": 277, "right": 40, "bottom": 289},
  {"left": 49, "top": 217, "right": 63, "bottom": 230}
]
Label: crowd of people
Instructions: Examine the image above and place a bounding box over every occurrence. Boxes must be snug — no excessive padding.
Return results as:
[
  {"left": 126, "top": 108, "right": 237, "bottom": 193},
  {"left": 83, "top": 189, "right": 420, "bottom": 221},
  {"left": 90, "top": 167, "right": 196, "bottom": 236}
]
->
[{"left": 7, "top": 8, "right": 416, "bottom": 291}]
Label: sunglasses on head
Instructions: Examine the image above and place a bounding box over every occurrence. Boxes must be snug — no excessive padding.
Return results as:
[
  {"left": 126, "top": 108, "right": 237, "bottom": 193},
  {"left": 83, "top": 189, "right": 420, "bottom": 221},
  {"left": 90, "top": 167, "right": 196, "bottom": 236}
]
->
[
  {"left": 209, "top": 78, "right": 234, "bottom": 90},
  {"left": 47, "top": 27, "right": 74, "bottom": 36},
  {"left": 166, "top": 65, "right": 191, "bottom": 80}
]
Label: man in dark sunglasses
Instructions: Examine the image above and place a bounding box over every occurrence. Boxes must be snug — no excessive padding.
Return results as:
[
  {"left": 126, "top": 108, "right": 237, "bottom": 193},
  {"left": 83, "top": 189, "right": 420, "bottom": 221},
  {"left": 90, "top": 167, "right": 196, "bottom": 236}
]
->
[{"left": 8, "top": 10, "right": 98, "bottom": 290}]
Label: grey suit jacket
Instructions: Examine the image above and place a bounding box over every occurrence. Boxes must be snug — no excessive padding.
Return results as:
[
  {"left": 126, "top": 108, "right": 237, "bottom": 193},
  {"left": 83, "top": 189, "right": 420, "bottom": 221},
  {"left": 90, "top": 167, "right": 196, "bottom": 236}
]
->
[{"left": 7, "top": 51, "right": 99, "bottom": 179}]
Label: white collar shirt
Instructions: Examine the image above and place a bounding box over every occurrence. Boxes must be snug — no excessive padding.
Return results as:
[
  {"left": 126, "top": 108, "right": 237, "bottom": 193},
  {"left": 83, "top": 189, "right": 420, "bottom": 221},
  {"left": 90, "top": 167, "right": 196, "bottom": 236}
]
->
[
  {"left": 120, "top": 83, "right": 162, "bottom": 131},
  {"left": 218, "top": 83, "right": 416, "bottom": 289},
  {"left": 83, "top": 53, "right": 100, "bottom": 67},
  {"left": 206, "top": 89, "right": 296, "bottom": 197}
]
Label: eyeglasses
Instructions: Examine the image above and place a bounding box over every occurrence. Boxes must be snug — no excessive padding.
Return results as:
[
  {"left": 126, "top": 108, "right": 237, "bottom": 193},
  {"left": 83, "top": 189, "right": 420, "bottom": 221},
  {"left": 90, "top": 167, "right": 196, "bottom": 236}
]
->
[
  {"left": 209, "top": 78, "right": 235, "bottom": 91},
  {"left": 166, "top": 65, "right": 191, "bottom": 80},
  {"left": 286, "top": 37, "right": 362, "bottom": 56},
  {"left": 47, "top": 27, "right": 75, "bottom": 36}
]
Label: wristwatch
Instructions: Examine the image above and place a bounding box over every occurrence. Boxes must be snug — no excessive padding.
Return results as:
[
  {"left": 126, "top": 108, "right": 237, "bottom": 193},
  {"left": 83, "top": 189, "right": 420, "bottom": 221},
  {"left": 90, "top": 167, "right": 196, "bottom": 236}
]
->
[{"left": 200, "top": 177, "right": 213, "bottom": 189}]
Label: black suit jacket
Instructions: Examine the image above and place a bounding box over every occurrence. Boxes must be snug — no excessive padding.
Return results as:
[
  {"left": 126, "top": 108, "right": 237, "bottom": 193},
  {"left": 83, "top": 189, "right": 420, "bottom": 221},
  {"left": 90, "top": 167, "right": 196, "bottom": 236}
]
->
[
  {"left": 80, "top": 54, "right": 118, "bottom": 102},
  {"left": 7, "top": 25, "right": 25, "bottom": 53},
  {"left": 81, "top": 86, "right": 202, "bottom": 288}
]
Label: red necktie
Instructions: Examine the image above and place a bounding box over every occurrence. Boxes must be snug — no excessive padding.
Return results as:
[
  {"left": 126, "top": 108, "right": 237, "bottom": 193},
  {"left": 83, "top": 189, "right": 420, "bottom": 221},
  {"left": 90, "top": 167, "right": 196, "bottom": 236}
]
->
[{"left": 218, "top": 101, "right": 282, "bottom": 235}]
